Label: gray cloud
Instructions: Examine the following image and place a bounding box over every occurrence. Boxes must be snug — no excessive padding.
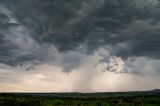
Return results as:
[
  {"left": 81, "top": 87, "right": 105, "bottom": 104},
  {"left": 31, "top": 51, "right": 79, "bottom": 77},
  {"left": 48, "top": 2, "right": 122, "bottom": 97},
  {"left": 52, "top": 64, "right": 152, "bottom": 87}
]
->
[
  {"left": 0, "top": 0, "right": 160, "bottom": 73},
  {"left": 125, "top": 56, "right": 160, "bottom": 75}
]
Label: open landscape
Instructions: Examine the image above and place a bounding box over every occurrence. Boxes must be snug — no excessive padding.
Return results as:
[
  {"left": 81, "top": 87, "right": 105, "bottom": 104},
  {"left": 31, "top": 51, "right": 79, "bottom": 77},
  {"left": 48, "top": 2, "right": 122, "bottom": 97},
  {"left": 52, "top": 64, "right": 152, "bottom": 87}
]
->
[
  {"left": 1, "top": 0, "right": 160, "bottom": 106},
  {"left": 0, "top": 89, "right": 160, "bottom": 106}
]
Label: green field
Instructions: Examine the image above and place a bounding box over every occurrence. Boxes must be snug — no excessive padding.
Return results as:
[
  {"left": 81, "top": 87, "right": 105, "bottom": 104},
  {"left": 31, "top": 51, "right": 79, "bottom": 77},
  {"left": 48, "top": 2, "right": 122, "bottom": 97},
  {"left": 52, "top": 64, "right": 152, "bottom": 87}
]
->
[{"left": 0, "top": 91, "right": 160, "bottom": 106}]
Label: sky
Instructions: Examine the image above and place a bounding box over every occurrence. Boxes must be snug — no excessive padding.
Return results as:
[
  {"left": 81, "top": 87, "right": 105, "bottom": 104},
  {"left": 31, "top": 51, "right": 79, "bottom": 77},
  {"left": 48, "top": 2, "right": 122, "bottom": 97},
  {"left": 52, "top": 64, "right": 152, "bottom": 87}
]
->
[{"left": 0, "top": 0, "right": 160, "bottom": 92}]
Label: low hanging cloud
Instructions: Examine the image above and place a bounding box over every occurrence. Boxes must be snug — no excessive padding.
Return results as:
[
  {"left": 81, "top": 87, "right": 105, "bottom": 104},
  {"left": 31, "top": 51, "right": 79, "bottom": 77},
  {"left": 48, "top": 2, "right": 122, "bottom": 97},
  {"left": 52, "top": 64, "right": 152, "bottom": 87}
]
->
[{"left": 0, "top": 0, "right": 160, "bottom": 74}]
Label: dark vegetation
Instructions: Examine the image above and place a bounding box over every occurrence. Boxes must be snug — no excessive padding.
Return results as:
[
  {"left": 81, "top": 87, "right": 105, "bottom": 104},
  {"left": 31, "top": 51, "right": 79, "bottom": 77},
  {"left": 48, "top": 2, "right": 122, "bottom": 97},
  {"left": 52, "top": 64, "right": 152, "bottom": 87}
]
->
[{"left": 0, "top": 89, "right": 160, "bottom": 106}]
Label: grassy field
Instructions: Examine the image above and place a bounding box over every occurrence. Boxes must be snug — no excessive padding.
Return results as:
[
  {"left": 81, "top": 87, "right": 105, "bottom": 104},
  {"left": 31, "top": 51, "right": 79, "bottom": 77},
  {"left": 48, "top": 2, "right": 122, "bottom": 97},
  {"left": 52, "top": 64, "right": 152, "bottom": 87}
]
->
[{"left": 0, "top": 91, "right": 160, "bottom": 106}]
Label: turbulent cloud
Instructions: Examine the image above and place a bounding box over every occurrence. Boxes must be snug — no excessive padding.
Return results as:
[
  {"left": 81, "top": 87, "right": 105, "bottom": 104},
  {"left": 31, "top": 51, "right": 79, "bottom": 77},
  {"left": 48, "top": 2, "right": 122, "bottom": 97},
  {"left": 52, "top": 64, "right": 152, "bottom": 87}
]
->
[
  {"left": 0, "top": 0, "right": 160, "bottom": 74},
  {"left": 0, "top": 0, "right": 160, "bottom": 92}
]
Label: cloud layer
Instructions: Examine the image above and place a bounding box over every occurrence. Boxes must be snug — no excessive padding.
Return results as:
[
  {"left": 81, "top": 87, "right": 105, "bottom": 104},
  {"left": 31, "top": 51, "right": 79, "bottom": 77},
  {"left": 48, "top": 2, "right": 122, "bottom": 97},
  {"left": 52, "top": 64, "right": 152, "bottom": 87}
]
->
[{"left": 0, "top": 0, "right": 160, "bottom": 92}]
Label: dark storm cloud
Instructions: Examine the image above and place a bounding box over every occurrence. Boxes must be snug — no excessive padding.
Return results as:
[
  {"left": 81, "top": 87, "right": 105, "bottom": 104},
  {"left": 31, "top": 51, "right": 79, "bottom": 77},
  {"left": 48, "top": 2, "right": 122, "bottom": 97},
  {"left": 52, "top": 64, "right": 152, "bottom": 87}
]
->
[
  {"left": 0, "top": 0, "right": 160, "bottom": 68},
  {"left": 111, "top": 20, "right": 160, "bottom": 59}
]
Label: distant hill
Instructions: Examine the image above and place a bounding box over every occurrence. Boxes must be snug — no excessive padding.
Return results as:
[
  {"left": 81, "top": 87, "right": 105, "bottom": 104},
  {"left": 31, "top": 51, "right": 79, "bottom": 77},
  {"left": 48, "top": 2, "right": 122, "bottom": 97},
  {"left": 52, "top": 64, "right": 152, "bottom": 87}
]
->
[
  {"left": 149, "top": 89, "right": 160, "bottom": 92},
  {"left": 0, "top": 89, "right": 160, "bottom": 97}
]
